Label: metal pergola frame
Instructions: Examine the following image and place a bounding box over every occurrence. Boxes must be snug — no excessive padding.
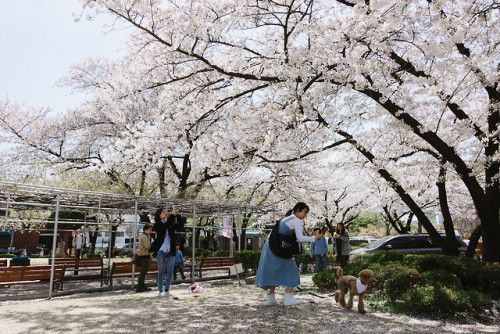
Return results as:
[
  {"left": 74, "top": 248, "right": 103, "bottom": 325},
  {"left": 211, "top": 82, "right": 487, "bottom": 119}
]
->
[{"left": 0, "top": 181, "right": 277, "bottom": 298}]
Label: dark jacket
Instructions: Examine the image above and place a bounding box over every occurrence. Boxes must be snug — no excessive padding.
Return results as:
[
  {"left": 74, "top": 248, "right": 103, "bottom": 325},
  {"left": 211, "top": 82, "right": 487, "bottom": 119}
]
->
[{"left": 151, "top": 214, "right": 185, "bottom": 256}]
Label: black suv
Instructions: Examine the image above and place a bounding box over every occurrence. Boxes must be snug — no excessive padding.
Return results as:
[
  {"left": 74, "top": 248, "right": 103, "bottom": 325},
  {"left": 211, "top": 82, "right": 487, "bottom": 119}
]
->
[{"left": 350, "top": 233, "right": 468, "bottom": 256}]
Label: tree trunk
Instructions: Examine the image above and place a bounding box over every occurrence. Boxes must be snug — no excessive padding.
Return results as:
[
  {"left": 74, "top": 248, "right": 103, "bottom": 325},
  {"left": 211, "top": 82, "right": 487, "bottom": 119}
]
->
[
  {"left": 466, "top": 225, "right": 481, "bottom": 258},
  {"left": 437, "top": 165, "right": 460, "bottom": 256}
]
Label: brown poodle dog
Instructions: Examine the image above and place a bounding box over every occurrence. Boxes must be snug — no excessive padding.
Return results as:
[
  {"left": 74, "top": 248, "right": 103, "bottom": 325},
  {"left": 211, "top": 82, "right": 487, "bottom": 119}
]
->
[{"left": 334, "top": 268, "right": 376, "bottom": 314}]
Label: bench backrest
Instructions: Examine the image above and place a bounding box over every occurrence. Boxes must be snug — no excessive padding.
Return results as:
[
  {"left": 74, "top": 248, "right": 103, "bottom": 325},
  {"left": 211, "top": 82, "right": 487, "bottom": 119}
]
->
[
  {"left": 202, "top": 257, "right": 234, "bottom": 268},
  {"left": 113, "top": 262, "right": 141, "bottom": 275},
  {"left": 0, "top": 265, "right": 65, "bottom": 282},
  {"left": 0, "top": 266, "right": 24, "bottom": 282},
  {"left": 112, "top": 260, "right": 162, "bottom": 276},
  {"left": 49, "top": 258, "right": 103, "bottom": 267},
  {"left": 22, "top": 265, "right": 65, "bottom": 282}
]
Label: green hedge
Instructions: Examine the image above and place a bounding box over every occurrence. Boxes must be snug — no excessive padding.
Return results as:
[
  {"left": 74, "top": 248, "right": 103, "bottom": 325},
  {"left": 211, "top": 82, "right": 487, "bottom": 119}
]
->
[
  {"left": 183, "top": 247, "right": 215, "bottom": 258},
  {"left": 311, "top": 252, "right": 498, "bottom": 317},
  {"left": 0, "top": 254, "right": 15, "bottom": 258},
  {"left": 373, "top": 264, "right": 420, "bottom": 301},
  {"left": 234, "top": 250, "right": 261, "bottom": 275},
  {"left": 312, "top": 269, "right": 338, "bottom": 290},
  {"left": 85, "top": 253, "right": 103, "bottom": 258}
]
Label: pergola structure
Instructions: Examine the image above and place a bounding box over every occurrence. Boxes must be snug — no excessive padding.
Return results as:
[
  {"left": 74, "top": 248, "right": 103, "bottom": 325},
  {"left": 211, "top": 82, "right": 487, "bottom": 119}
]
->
[{"left": 0, "top": 181, "right": 277, "bottom": 298}]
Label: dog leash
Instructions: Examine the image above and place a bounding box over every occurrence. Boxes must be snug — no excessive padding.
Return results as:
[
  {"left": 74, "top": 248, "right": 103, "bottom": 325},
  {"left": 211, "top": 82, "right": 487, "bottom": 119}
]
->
[{"left": 296, "top": 286, "right": 330, "bottom": 299}]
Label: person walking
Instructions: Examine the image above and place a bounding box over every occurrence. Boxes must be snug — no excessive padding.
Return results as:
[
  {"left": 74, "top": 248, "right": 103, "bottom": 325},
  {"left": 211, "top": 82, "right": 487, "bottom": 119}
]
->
[
  {"left": 310, "top": 228, "right": 329, "bottom": 272},
  {"left": 333, "top": 222, "right": 350, "bottom": 268},
  {"left": 136, "top": 223, "right": 153, "bottom": 292},
  {"left": 150, "top": 208, "right": 185, "bottom": 297},
  {"left": 255, "top": 202, "right": 324, "bottom": 306}
]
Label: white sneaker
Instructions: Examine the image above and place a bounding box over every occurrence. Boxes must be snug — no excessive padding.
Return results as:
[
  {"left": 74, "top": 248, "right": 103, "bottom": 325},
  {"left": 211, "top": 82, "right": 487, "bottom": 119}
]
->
[
  {"left": 158, "top": 291, "right": 163, "bottom": 297},
  {"left": 162, "top": 291, "right": 172, "bottom": 297},
  {"left": 266, "top": 293, "right": 278, "bottom": 306},
  {"left": 283, "top": 293, "right": 304, "bottom": 307}
]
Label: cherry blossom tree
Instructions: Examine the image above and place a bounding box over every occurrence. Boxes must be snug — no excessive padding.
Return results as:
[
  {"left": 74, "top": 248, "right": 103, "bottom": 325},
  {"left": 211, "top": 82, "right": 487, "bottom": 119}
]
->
[
  {"left": 73, "top": 0, "right": 497, "bottom": 259},
  {"left": 1, "top": 0, "right": 497, "bottom": 259}
]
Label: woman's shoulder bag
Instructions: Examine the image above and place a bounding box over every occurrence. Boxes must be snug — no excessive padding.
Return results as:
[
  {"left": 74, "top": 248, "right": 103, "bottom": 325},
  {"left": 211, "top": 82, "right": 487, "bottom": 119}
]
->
[{"left": 268, "top": 218, "right": 299, "bottom": 259}]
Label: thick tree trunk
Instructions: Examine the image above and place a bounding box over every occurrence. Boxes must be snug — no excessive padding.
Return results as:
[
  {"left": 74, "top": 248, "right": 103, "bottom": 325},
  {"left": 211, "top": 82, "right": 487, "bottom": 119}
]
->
[
  {"left": 437, "top": 165, "right": 460, "bottom": 256},
  {"left": 466, "top": 225, "right": 481, "bottom": 258}
]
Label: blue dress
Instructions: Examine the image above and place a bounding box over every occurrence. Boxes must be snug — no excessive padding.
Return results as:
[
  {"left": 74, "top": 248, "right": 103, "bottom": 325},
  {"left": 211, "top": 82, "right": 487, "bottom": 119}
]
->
[{"left": 255, "top": 218, "right": 300, "bottom": 290}]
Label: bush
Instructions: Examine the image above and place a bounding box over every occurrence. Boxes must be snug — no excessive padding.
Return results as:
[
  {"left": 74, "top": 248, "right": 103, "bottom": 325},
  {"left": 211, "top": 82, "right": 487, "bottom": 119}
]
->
[
  {"left": 0, "top": 254, "right": 16, "bottom": 258},
  {"left": 112, "top": 248, "right": 124, "bottom": 257},
  {"left": 407, "top": 254, "right": 465, "bottom": 275},
  {"left": 312, "top": 269, "right": 338, "bottom": 290},
  {"left": 474, "top": 265, "right": 500, "bottom": 298},
  {"left": 406, "top": 254, "right": 500, "bottom": 298},
  {"left": 183, "top": 247, "right": 214, "bottom": 258},
  {"left": 465, "top": 290, "right": 493, "bottom": 315},
  {"left": 344, "top": 251, "right": 406, "bottom": 277},
  {"left": 401, "top": 285, "right": 472, "bottom": 315},
  {"left": 420, "top": 269, "right": 462, "bottom": 290},
  {"left": 296, "top": 253, "right": 315, "bottom": 273},
  {"left": 234, "top": 250, "right": 261, "bottom": 275},
  {"left": 29, "top": 254, "right": 50, "bottom": 258},
  {"left": 85, "top": 253, "right": 102, "bottom": 258},
  {"left": 373, "top": 264, "right": 420, "bottom": 301},
  {"left": 214, "top": 250, "right": 230, "bottom": 257}
]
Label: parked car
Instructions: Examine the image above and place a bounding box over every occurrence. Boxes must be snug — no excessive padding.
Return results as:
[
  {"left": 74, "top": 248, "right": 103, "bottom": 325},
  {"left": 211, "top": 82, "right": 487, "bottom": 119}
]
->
[
  {"left": 350, "top": 236, "right": 379, "bottom": 247},
  {"left": 350, "top": 233, "right": 468, "bottom": 256},
  {"left": 122, "top": 243, "right": 138, "bottom": 253}
]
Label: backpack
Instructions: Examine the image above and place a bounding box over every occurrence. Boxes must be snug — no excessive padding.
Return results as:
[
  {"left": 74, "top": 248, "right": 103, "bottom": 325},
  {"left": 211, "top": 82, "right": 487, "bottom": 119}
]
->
[{"left": 268, "top": 218, "right": 299, "bottom": 259}]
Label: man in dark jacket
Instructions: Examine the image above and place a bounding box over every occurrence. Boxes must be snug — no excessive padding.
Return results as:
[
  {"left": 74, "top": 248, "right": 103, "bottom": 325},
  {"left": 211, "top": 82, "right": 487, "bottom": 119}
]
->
[{"left": 151, "top": 207, "right": 185, "bottom": 296}]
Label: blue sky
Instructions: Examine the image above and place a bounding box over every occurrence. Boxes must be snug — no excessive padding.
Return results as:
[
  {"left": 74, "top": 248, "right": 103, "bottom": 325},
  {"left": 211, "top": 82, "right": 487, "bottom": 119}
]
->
[{"left": 0, "top": 0, "right": 124, "bottom": 114}]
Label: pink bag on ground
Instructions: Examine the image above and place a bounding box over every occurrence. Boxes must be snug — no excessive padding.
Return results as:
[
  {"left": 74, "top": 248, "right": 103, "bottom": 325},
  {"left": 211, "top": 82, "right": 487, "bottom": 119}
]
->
[{"left": 188, "top": 283, "right": 206, "bottom": 293}]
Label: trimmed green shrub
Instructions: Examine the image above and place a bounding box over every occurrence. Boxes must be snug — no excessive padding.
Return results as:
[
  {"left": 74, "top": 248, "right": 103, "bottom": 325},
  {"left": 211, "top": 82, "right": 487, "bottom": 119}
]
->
[
  {"left": 420, "top": 269, "right": 462, "bottom": 290},
  {"left": 214, "top": 250, "right": 230, "bottom": 257},
  {"left": 112, "top": 248, "right": 123, "bottom": 257},
  {"left": 475, "top": 265, "right": 500, "bottom": 298},
  {"left": 465, "top": 290, "right": 493, "bottom": 315},
  {"left": 85, "top": 253, "right": 103, "bottom": 258},
  {"left": 401, "top": 285, "right": 471, "bottom": 315},
  {"left": 296, "top": 253, "right": 314, "bottom": 273},
  {"left": 312, "top": 269, "right": 338, "bottom": 290},
  {"left": 234, "top": 250, "right": 261, "bottom": 275},
  {"left": 29, "top": 254, "right": 50, "bottom": 258},
  {"left": 183, "top": 247, "right": 214, "bottom": 258},
  {"left": 0, "top": 254, "right": 16, "bottom": 258},
  {"left": 344, "top": 251, "right": 407, "bottom": 278},
  {"left": 373, "top": 264, "right": 420, "bottom": 301},
  {"left": 407, "top": 254, "right": 464, "bottom": 275}
]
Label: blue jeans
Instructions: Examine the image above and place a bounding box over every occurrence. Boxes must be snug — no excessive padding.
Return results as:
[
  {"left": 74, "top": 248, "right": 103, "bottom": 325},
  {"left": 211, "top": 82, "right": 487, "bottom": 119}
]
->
[
  {"left": 174, "top": 264, "right": 185, "bottom": 279},
  {"left": 315, "top": 254, "right": 327, "bottom": 272},
  {"left": 157, "top": 250, "right": 175, "bottom": 292}
]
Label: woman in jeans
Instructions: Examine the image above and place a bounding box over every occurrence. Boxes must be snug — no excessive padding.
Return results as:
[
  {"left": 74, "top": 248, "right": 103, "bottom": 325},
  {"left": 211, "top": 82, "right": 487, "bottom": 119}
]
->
[
  {"left": 136, "top": 223, "right": 153, "bottom": 292},
  {"left": 150, "top": 208, "right": 185, "bottom": 297}
]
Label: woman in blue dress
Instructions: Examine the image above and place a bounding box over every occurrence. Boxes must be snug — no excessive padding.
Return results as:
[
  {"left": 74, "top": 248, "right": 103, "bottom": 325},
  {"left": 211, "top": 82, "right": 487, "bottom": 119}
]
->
[{"left": 255, "top": 202, "right": 324, "bottom": 306}]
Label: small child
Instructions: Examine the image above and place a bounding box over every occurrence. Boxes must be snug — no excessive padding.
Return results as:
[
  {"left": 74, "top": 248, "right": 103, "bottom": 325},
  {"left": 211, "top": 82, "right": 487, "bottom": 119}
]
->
[{"left": 173, "top": 244, "right": 186, "bottom": 280}]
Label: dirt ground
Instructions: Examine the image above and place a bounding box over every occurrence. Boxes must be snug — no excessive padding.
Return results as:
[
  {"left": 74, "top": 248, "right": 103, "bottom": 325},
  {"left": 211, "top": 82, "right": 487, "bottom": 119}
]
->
[{"left": 0, "top": 274, "right": 498, "bottom": 334}]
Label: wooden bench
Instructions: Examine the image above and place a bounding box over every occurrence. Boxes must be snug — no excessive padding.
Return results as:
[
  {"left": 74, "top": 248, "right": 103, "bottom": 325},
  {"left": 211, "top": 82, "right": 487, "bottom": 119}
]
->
[
  {"left": 197, "top": 257, "right": 235, "bottom": 278},
  {"left": 0, "top": 259, "right": 7, "bottom": 267},
  {"left": 48, "top": 258, "right": 104, "bottom": 277},
  {"left": 102, "top": 260, "right": 163, "bottom": 287},
  {"left": 0, "top": 265, "right": 66, "bottom": 291}
]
